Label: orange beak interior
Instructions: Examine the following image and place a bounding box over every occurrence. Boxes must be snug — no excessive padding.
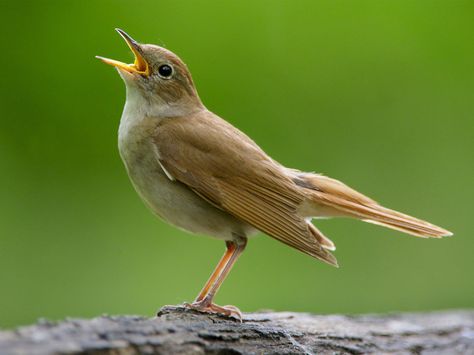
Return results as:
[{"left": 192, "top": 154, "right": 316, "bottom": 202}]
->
[{"left": 96, "top": 29, "right": 149, "bottom": 75}]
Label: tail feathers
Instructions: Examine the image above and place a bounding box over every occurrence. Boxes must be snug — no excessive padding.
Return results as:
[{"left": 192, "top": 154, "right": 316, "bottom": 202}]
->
[
  {"left": 292, "top": 172, "right": 452, "bottom": 238},
  {"left": 308, "top": 222, "right": 336, "bottom": 250},
  {"left": 296, "top": 173, "right": 377, "bottom": 205},
  {"left": 312, "top": 191, "right": 452, "bottom": 238}
]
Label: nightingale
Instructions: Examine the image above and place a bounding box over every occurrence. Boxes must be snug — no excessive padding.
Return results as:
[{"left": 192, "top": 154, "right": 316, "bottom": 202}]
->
[{"left": 97, "top": 29, "right": 452, "bottom": 320}]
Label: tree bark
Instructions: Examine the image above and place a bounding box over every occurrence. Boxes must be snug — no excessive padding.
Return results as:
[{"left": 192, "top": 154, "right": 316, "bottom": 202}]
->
[{"left": 0, "top": 306, "right": 472, "bottom": 354}]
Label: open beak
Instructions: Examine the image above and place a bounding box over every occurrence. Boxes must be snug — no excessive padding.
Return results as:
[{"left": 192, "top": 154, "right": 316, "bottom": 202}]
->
[{"left": 96, "top": 29, "right": 150, "bottom": 75}]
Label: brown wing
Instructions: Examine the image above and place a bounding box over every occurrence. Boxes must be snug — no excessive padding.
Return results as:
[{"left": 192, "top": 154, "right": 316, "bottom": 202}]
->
[{"left": 153, "top": 111, "right": 337, "bottom": 266}]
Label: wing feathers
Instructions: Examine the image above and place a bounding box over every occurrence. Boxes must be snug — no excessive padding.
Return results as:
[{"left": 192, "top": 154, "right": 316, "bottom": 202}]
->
[
  {"left": 153, "top": 112, "right": 337, "bottom": 266},
  {"left": 152, "top": 111, "right": 450, "bottom": 270},
  {"left": 219, "top": 180, "right": 337, "bottom": 265}
]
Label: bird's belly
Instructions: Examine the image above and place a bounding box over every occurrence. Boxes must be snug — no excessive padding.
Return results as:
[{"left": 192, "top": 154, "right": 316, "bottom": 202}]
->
[{"left": 119, "top": 141, "right": 253, "bottom": 240}]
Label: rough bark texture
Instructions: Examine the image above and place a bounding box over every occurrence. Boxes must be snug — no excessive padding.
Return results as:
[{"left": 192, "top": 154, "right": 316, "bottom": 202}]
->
[{"left": 1, "top": 306, "right": 473, "bottom": 354}]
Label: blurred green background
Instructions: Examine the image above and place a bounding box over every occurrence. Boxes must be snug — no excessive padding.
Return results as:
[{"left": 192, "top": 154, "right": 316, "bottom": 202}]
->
[{"left": 1, "top": 0, "right": 473, "bottom": 328}]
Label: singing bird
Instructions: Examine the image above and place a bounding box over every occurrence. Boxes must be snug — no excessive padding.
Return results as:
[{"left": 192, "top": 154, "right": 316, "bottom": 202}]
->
[{"left": 97, "top": 29, "right": 452, "bottom": 320}]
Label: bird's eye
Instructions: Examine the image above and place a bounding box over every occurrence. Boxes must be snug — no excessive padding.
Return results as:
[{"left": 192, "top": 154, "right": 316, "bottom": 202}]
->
[{"left": 158, "top": 64, "right": 173, "bottom": 79}]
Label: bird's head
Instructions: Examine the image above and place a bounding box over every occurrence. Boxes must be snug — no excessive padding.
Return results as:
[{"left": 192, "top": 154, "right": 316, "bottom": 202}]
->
[{"left": 97, "top": 29, "right": 203, "bottom": 116}]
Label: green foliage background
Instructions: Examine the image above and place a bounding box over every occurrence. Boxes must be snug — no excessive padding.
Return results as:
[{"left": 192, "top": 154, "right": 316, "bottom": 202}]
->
[{"left": 1, "top": 1, "right": 473, "bottom": 328}]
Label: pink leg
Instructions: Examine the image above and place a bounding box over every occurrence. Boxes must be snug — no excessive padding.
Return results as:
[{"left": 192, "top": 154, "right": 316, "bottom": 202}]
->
[{"left": 185, "top": 239, "right": 247, "bottom": 320}]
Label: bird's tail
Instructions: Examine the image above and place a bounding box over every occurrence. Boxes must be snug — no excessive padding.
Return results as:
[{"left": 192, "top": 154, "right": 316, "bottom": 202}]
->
[
  {"left": 314, "top": 192, "right": 452, "bottom": 238},
  {"left": 295, "top": 173, "right": 452, "bottom": 238}
]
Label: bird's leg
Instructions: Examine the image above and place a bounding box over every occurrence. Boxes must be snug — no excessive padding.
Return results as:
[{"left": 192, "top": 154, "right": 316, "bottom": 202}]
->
[{"left": 185, "top": 238, "right": 247, "bottom": 320}]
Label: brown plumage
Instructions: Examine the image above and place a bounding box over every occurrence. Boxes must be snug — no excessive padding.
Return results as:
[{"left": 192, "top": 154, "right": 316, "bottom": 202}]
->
[
  {"left": 154, "top": 112, "right": 337, "bottom": 265},
  {"left": 154, "top": 110, "right": 451, "bottom": 267},
  {"left": 97, "top": 29, "right": 452, "bottom": 320}
]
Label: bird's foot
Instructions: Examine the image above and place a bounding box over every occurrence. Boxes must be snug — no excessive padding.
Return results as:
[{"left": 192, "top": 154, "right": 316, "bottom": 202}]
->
[{"left": 183, "top": 300, "right": 242, "bottom": 322}]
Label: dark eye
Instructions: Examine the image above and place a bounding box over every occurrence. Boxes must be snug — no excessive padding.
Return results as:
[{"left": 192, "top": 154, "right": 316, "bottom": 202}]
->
[{"left": 158, "top": 64, "right": 173, "bottom": 78}]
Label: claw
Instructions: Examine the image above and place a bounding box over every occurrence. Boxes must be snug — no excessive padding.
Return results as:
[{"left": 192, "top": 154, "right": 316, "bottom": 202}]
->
[{"left": 183, "top": 301, "right": 243, "bottom": 322}]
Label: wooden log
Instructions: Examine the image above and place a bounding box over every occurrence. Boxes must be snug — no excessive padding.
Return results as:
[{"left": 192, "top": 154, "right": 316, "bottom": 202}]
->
[{"left": 0, "top": 306, "right": 473, "bottom": 354}]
